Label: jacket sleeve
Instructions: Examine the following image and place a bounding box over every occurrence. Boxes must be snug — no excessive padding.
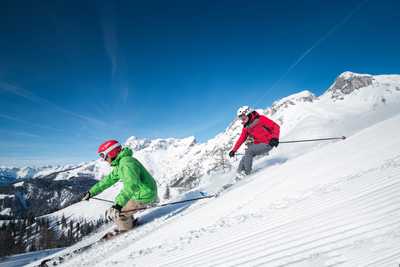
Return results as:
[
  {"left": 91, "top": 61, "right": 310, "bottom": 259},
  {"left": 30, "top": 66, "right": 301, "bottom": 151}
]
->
[
  {"left": 232, "top": 128, "right": 248, "bottom": 152},
  {"left": 260, "top": 116, "right": 280, "bottom": 139},
  {"left": 115, "top": 160, "right": 141, "bottom": 207},
  {"left": 89, "top": 168, "right": 119, "bottom": 196}
]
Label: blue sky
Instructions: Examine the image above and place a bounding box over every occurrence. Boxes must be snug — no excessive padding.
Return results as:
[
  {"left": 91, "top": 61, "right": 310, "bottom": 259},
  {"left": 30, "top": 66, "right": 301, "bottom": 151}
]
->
[{"left": 0, "top": 0, "right": 399, "bottom": 167}]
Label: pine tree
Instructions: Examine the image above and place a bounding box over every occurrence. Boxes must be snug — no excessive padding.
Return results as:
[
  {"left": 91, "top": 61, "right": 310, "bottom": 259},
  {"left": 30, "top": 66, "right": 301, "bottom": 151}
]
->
[
  {"left": 0, "top": 223, "right": 15, "bottom": 256},
  {"left": 61, "top": 214, "right": 67, "bottom": 229},
  {"left": 26, "top": 222, "right": 32, "bottom": 241},
  {"left": 66, "top": 220, "right": 75, "bottom": 245},
  {"left": 27, "top": 214, "right": 35, "bottom": 225},
  {"left": 69, "top": 220, "right": 75, "bottom": 240},
  {"left": 46, "top": 226, "right": 57, "bottom": 249},
  {"left": 38, "top": 220, "right": 47, "bottom": 250},
  {"left": 59, "top": 232, "right": 67, "bottom": 247},
  {"left": 30, "top": 239, "right": 36, "bottom": 252},
  {"left": 76, "top": 222, "right": 81, "bottom": 240},
  {"left": 14, "top": 230, "right": 25, "bottom": 254},
  {"left": 164, "top": 185, "right": 171, "bottom": 199},
  {"left": 7, "top": 221, "right": 16, "bottom": 237}
]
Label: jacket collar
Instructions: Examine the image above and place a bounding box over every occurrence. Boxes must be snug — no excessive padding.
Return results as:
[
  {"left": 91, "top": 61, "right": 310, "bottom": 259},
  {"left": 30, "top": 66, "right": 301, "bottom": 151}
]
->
[
  {"left": 244, "top": 111, "right": 260, "bottom": 128},
  {"left": 111, "top": 147, "right": 133, "bottom": 166}
]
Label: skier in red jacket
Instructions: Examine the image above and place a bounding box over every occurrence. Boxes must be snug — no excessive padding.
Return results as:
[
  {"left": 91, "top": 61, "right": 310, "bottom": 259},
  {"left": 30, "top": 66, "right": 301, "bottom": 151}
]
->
[{"left": 229, "top": 106, "right": 280, "bottom": 175}]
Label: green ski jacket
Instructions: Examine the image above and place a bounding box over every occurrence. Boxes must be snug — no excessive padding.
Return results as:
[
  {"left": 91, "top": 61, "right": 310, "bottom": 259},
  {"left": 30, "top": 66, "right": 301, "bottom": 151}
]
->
[{"left": 89, "top": 147, "right": 158, "bottom": 207}]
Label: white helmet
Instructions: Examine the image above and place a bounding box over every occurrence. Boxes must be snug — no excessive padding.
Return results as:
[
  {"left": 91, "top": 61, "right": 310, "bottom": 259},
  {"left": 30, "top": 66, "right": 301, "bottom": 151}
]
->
[{"left": 236, "top": 106, "right": 252, "bottom": 118}]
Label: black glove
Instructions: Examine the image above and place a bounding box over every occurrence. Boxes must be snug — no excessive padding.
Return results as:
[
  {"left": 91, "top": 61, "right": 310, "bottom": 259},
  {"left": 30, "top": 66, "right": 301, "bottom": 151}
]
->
[
  {"left": 81, "top": 191, "right": 91, "bottom": 201},
  {"left": 269, "top": 138, "right": 279, "bottom": 147},
  {"left": 113, "top": 204, "right": 122, "bottom": 212},
  {"left": 229, "top": 150, "right": 235, "bottom": 158}
]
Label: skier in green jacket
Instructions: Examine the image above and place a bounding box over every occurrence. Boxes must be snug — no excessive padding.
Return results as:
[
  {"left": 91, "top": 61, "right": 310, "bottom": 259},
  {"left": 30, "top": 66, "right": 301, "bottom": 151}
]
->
[{"left": 82, "top": 140, "right": 158, "bottom": 234}]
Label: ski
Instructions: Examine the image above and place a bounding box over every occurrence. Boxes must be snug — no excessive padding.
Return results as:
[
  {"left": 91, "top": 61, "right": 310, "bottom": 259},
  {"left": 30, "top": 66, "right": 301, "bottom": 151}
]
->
[
  {"left": 39, "top": 241, "right": 95, "bottom": 267},
  {"left": 38, "top": 219, "right": 146, "bottom": 267}
]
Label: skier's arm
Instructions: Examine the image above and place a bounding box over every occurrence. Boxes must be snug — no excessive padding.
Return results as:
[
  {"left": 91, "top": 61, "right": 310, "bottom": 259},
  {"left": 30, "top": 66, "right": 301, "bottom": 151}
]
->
[
  {"left": 115, "top": 162, "right": 140, "bottom": 207},
  {"left": 260, "top": 116, "right": 280, "bottom": 139},
  {"left": 232, "top": 128, "right": 248, "bottom": 152},
  {"left": 89, "top": 168, "right": 119, "bottom": 197}
]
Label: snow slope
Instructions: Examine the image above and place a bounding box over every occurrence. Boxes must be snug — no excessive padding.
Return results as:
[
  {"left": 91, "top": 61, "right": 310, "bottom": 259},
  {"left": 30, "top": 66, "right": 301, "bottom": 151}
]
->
[{"left": 28, "top": 107, "right": 400, "bottom": 266}]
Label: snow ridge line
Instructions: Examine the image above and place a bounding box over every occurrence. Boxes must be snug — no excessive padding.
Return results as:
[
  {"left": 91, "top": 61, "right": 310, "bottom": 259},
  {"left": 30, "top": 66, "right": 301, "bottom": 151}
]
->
[
  {"left": 160, "top": 191, "right": 400, "bottom": 266},
  {"left": 215, "top": 153, "right": 400, "bottom": 217},
  {"left": 128, "top": 159, "right": 397, "bottom": 266},
  {"left": 158, "top": 172, "right": 400, "bottom": 264},
  {"left": 232, "top": 154, "right": 400, "bottom": 214},
  {"left": 166, "top": 190, "right": 400, "bottom": 266},
  {"left": 361, "top": 247, "right": 400, "bottom": 267},
  {"left": 166, "top": 207, "right": 400, "bottom": 267},
  {"left": 246, "top": 221, "right": 400, "bottom": 267},
  {"left": 159, "top": 174, "right": 400, "bottom": 266}
]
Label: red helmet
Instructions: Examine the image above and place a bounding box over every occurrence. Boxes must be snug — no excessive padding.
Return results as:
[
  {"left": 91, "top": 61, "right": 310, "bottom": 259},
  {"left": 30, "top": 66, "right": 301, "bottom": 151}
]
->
[{"left": 98, "top": 140, "right": 122, "bottom": 159}]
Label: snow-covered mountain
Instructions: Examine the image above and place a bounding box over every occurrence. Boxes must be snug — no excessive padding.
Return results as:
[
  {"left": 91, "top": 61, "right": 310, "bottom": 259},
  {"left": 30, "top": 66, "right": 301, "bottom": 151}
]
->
[
  {"left": 0, "top": 166, "right": 41, "bottom": 185},
  {"left": 0, "top": 163, "right": 102, "bottom": 220},
  {"left": 3, "top": 71, "right": 399, "bottom": 193},
  {"left": 0, "top": 164, "right": 86, "bottom": 185},
  {"left": 2, "top": 71, "right": 400, "bottom": 214},
  {"left": 18, "top": 71, "right": 397, "bottom": 221},
  {"left": 126, "top": 71, "right": 400, "bottom": 190},
  {"left": 24, "top": 71, "right": 400, "bottom": 267}
]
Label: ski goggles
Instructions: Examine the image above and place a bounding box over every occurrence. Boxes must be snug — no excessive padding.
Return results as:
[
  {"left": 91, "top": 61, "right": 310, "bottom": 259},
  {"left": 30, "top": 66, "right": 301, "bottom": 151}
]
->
[{"left": 98, "top": 142, "right": 121, "bottom": 159}]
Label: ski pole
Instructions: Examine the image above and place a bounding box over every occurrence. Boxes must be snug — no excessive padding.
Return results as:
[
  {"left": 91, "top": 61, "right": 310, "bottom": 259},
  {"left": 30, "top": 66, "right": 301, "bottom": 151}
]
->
[
  {"left": 233, "top": 136, "right": 346, "bottom": 156},
  {"left": 120, "top": 193, "right": 215, "bottom": 214},
  {"left": 279, "top": 136, "right": 346, "bottom": 144},
  {"left": 91, "top": 197, "right": 114, "bottom": 204}
]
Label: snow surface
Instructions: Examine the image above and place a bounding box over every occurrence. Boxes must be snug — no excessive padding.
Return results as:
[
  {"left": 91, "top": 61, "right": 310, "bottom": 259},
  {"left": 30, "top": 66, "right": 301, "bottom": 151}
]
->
[
  {"left": 12, "top": 182, "right": 24, "bottom": 187},
  {"left": 26, "top": 71, "right": 400, "bottom": 267},
  {"left": 0, "top": 207, "right": 11, "bottom": 215}
]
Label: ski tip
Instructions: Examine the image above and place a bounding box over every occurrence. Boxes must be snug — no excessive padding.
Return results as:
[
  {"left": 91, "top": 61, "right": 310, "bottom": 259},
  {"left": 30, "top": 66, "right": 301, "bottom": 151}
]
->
[
  {"left": 199, "top": 191, "right": 216, "bottom": 198},
  {"left": 342, "top": 136, "right": 346, "bottom": 140},
  {"left": 39, "top": 259, "right": 51, "bottom": 267}
]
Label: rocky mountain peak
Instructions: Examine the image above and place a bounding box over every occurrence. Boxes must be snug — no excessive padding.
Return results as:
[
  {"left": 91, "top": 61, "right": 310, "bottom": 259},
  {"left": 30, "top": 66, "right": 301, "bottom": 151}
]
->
[
  {"left": 326, "top": 71, "right": 374, "bottom": 100},
  {"left": 125, "top": 136, "right": 196, "bottom": 152},
  {"left": 266, "top": 90, "right": 317, "bottom": 116},
  {"left": 125, "top": 136, "right": 152, "bottom": 151}
]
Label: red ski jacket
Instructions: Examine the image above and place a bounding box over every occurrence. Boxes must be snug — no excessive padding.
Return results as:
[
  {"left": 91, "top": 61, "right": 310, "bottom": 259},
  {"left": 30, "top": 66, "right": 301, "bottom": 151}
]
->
[{"left": 232, "top": 111, "right": 280, "bottom": 152}]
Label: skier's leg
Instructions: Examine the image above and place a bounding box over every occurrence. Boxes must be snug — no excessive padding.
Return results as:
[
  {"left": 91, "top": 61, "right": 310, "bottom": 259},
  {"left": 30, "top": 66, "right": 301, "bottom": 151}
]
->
[
  {"left": 242, "top": 144, "right": 255, "bottom": 175},
  {"left": 243, "top": 143, "right": 272, "bottom": 174},
  {"left": 251, "top": 143, "right": 273, "bottom": 157},
  {"left": 237, "top": 156, "right": 246, "bottom": 173},
  {"left": 115, "top": 200, "right": 144, "bottom": 231}
]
